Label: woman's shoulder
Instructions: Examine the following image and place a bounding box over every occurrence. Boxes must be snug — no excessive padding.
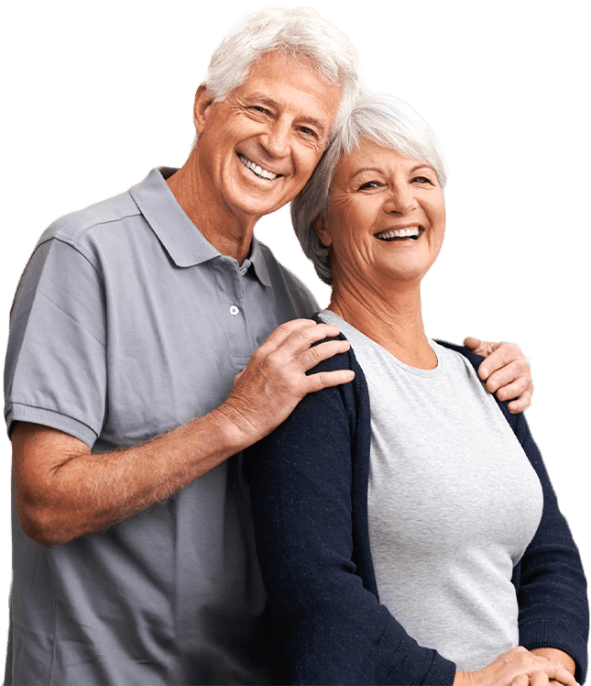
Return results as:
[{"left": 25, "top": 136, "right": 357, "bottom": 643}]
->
[
  {"left": 309, "top": 312, "right": 360, "bottom": 375},
  {"left": 435, "top": 339, "right": 522, "bottom": 436}
]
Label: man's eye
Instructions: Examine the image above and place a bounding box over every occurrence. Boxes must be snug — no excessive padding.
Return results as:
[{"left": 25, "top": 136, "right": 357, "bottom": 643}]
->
[
  {"left": 251, "top": 106, "right": 270, "bottom": 115},
  {"left": 299, "top": 126, "right": 317, "bottom": 138}
]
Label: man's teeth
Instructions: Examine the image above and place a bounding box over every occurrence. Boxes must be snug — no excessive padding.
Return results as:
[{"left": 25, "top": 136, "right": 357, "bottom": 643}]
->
[
  {"left": 238, "top": 153, "right": 279, "bottom": 180},
  {"left": 377, "top": 228, "right": 420, "bottom": 240}
]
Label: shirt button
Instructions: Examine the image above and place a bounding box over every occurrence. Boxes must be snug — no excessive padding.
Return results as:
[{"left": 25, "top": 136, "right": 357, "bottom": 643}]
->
[{"left": 229, "top": 305, "right": 240, "bottom": 316}]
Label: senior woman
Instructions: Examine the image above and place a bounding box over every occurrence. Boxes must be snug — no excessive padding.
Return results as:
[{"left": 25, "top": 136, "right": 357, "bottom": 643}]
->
[{"left": 244, "top": 94, "right": 588, "bottom": 686}]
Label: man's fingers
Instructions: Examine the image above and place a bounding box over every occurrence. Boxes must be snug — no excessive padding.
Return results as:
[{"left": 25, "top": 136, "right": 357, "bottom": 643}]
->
[
  {"left": 261, "top": 318, "right": 330, "bottom": 349},
  {"left": 478, "top": 342, "right": 524, "bottom": 380},
  {"left": 511, "top": 674, "right": 530, "bottom": 686},
  {"left": 464, "top": 336, "right": 488, "bottom": 355},
  {"left": 304, "top": 368, "right": 355, "bottom": 393},
  {"left": 299, "top": 339, "right": 351, "bottom": 371},
  {"left": 485, "top": 364, "right": 533, "bottom": 411},
  {"left": 269, "top": 321, "right": 343, "bottom": 357},
  {"left": 507, "top": 390, "right": 533, "bottom": 414},
  {"left": 486, "top": 367, "right": 529, "bottom": 397}
]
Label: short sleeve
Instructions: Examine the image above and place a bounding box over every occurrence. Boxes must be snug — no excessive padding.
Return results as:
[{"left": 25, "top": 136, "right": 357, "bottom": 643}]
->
[{"left": 4, "top": 237, "right": 107, "bottom": 447}]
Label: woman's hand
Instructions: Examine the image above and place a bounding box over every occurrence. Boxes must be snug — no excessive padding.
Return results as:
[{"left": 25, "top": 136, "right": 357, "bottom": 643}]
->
[
  {"left": 529, "top": 648, "right": 576, "bottom": 675},
  {"left": 453, "top": 647, "right": 578, "bottom": 686}
]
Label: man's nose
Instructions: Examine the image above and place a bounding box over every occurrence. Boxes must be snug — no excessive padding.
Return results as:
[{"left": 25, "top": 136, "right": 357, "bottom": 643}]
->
[{"left": 260, "top": 118, "right": 291, "bottom": 158}]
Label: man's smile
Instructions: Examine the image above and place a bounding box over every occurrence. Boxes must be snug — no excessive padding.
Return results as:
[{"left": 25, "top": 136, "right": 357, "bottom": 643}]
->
[{"left": 237, "top": 153, "right": 283, "bottom": 181}]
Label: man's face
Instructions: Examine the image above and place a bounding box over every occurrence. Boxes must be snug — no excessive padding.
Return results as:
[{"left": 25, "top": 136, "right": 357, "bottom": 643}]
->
[{"left": 194, "top": 51, "right": 342, "bottom": 224}]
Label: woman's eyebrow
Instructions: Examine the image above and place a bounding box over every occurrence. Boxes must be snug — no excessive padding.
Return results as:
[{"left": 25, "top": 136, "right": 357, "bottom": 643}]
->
[
  {"left": 409, "top": 163, "right": 435, "bottom": 174},
  {"left": 349, "top": 167, "right": 386, "bottom": 179}
]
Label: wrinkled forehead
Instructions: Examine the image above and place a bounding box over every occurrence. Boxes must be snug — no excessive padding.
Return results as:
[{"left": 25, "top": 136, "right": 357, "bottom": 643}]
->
[{"left": 242, "top": 48, "right": 341, "bottom": 90}]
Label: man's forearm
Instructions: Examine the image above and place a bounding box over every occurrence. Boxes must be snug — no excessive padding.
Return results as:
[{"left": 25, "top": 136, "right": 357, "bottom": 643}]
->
[
  {"left": 13, "top": 408, "right": 247, "bottom": 547},
  {"left": 12, "top": 320, "right": 356, "bottom": 547}
]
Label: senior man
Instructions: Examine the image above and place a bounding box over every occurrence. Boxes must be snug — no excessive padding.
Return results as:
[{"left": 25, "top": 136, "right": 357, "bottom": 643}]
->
[{"left": 4, "top": 8, "right": 532, "bottom": 686}]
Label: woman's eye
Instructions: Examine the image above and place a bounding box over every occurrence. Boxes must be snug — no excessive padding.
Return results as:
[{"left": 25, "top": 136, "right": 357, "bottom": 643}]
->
[
  {"left": 358, "top": 181, "right": 379, "bottom": 190},
  {"left": 299, "top": 126, "right": 316, "bottom": 137},
  {"left": 413, "top": 176, "right": 433, "bottom": 184}
]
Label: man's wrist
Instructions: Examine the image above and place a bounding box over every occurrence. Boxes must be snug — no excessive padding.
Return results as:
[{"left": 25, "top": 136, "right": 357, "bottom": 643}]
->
[{"left": 207, "top": 402, "right": 258, "bottom": 455}]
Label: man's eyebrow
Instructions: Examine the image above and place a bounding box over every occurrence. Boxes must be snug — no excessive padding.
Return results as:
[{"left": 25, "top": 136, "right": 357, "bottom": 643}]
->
[
  {"left": 244, "top": 93, "right": 327, "bottom": 132},
  {"left": 245, "top": 93, "right": 280, "bottom": 109}
]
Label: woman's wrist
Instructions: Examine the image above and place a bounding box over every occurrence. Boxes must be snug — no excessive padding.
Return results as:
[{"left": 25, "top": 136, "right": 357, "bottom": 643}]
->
[{"left": 529, "top": 648, "right": 576, "bottom": 676}]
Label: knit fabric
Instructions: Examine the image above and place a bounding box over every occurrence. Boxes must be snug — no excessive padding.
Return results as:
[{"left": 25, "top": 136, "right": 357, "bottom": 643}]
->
[{"left": 244, "top": 326, "right": 589, "bottom": 685}]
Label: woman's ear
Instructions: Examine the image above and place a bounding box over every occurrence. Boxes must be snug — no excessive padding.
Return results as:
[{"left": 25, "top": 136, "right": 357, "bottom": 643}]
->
[
  {"left": 312, "top": 215, "right": 332, "bottom": 247},
  {"left": 194, "top": 84, "right": 215, "bottom": 135}
]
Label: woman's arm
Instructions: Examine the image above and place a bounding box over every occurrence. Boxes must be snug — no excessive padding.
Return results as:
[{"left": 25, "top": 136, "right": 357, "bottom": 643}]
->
[
  {"left": 245, "top": 341, "right": 586, "bottom": 685},
  {"left": 507, "top": 409, "right": 589, "bottom": 683},
  {"left": 244, "top": 350, "right": 456, "bottom": 685}
]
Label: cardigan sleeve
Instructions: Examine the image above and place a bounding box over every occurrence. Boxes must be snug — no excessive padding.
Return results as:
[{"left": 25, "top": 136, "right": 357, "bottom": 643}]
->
[
  {"left": 506, "top": 410, "right": 589, "bottom": 683},
  {"left": 244, "top": 349, "right": 456, "bottom": 686},
  {"left": 440, "top": 342, "right": 589, "bottom": 684}
]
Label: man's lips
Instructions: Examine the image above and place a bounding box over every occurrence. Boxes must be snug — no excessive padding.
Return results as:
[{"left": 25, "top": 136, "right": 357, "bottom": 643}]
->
[
  {"left": 237, "top": 153, "right": 284, "bottom": 181},
  {"left": 375, "top": 226, "right": 423, "bottom": 241}
]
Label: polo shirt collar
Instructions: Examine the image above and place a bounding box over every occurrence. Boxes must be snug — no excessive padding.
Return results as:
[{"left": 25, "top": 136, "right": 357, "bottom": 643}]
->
[
  {"left": 247, "top": 235, "right": 272, "bottom": 287},
  {"left": 129, "top": 168, "right": 271, "bottom": 286},
  {"left": 130, "top": 168, "right": 218, "bottom": 268}
]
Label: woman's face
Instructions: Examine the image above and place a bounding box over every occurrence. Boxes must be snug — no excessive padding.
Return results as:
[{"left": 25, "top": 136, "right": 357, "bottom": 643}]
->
[{"left": 315, "top": 139, "right": 446, "bottom": 291}]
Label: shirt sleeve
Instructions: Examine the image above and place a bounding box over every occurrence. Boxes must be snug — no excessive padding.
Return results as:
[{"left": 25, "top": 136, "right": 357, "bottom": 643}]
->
[
  {"left": 4, "top": 237, "right": 107, "bottom": 448},
  {"left": 244, "top": 350, "right": 456, "bottom": 686},
  {"left": 508, "top": 411, "right": 589, "bottom": 684}
]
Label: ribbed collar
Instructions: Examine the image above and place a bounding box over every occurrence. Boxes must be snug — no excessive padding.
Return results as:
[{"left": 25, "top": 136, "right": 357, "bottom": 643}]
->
[{"left": 129, "top": 168, "right": 271, "bottom": 286}]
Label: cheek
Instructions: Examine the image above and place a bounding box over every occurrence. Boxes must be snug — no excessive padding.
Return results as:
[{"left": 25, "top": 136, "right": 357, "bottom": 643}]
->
[{"left": 296, "top": 146, "right": 325, "bottom": 179}]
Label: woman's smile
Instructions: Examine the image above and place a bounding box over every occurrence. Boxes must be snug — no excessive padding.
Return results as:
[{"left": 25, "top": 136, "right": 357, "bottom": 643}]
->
[{"left": 314, "top": 139, "right": 445, "bottom": 288}]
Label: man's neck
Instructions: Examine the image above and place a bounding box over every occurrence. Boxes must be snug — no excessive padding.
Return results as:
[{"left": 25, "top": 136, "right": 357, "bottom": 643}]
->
[{"left": 166, "top": 151, "right": 254, "bottom": 264}]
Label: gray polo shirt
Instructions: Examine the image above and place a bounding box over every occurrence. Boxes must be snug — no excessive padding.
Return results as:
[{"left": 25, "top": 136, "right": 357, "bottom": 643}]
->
[{"left": 3, "top": 168, "right": 318, "bottom": 685}]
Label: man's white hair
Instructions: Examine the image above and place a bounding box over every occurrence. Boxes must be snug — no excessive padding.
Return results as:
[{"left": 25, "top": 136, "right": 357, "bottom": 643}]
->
[
  {"left": 206, "top": 7, "right": 359, "bottom": 136},
  {"left": 291, "top": 94, "right": 447, "bottom": 285}
]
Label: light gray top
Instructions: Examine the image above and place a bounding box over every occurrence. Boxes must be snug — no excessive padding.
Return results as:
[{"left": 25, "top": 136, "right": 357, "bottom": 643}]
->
[
  {"left": 3, "top": 168, "right": 318, "bottom": 686},
  {"left": 320, "top": 310, "right": 544, "bottom": 671}
]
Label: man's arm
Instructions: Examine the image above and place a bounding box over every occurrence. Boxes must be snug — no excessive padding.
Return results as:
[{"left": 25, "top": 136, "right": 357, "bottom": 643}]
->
[
  {"left": 12, "top": 319, "right": 354, "bottom": 547},
  {"left": 464, "top": 337, "right": 533, "bottom": 413}
]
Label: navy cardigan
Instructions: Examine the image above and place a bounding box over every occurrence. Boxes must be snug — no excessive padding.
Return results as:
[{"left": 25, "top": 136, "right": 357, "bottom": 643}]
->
[{"left": 244, "top": 332, "right": 588, "bottom": 685}]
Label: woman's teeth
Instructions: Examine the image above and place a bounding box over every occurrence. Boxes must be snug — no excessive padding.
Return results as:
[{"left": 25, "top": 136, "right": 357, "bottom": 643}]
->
[
  {"left": 238, "top": 153, "right": 279, "bottom": 180},
  {"left": 377, "top": 227, "right": 420, "bottom": 240}
]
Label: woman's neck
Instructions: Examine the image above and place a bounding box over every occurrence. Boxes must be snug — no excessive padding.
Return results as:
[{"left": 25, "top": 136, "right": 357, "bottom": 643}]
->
[{"left": 327, "top": 276, "right": 438, "bottom": 370}]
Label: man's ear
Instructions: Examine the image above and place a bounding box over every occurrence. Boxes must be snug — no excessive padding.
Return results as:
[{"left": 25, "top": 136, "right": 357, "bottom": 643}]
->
[
  {"left": 312, "top": 215, "right": 332, "bottom": 247},
  {"left": 194, "top": 84, "right": 215, "bottom": 135}
]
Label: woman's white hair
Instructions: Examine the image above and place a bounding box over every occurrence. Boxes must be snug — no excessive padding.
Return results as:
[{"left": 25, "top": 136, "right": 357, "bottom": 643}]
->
[
  {"left": 292, "top": 94, "right": 447, "bottom": 284},
  {"left": 206, "top": 7, "right": 359, "bottom": 136}
]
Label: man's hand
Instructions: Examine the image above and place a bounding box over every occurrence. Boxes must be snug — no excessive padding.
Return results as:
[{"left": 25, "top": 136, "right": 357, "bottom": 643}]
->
[
  {"left": 12, "top": 320, "right": 354, "bottom": 547},
  {"left": 464, "top": 337, "right": 533, "bottom": 414},
  {"left": 218, "top": 319, "right": 354, "bottom": 445}
]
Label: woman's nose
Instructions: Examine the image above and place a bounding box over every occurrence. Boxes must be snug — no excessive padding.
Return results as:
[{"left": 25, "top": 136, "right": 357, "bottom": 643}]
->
[{"left": 383, "top": 184, "right": 416, "bottom": 214}]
